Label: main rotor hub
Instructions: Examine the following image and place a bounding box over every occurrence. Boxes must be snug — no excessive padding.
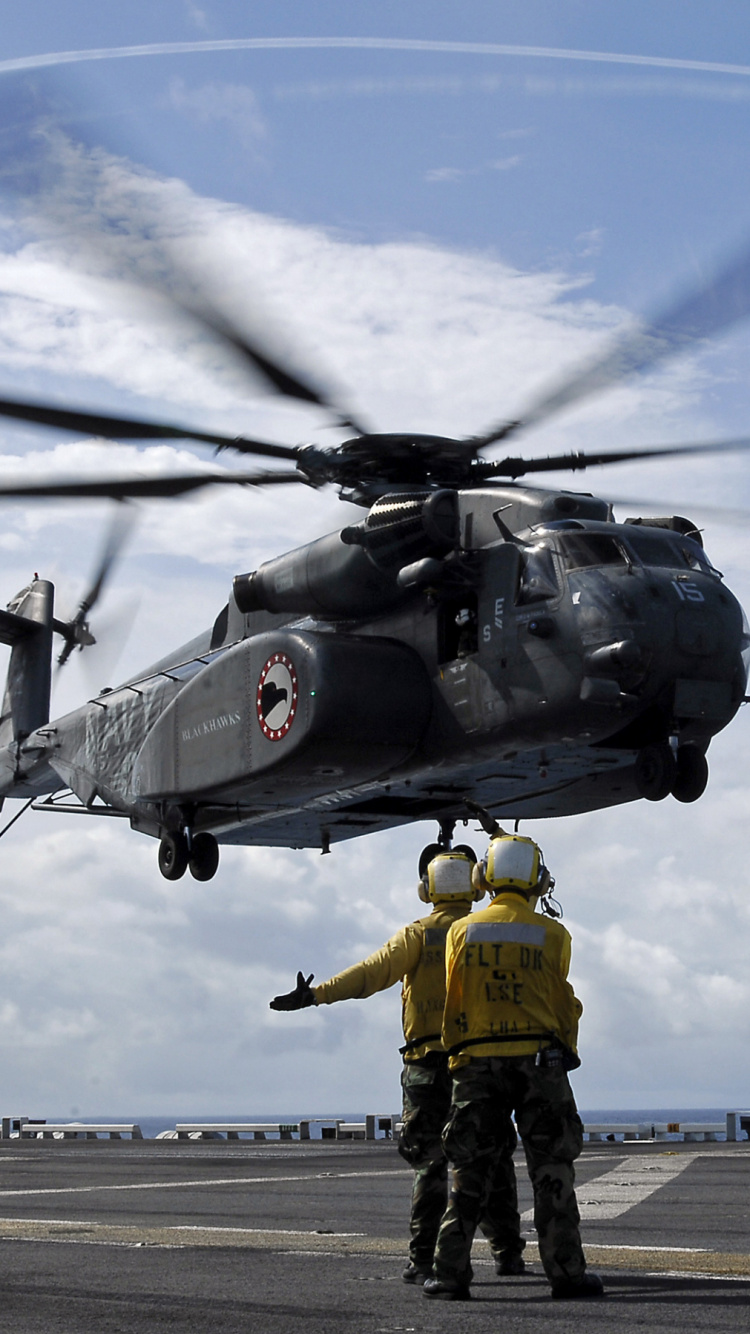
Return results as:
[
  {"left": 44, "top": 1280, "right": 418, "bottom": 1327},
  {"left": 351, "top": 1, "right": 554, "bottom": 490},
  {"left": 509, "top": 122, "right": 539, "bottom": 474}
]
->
[{"left": 296, "top": 433, "right": 479, "bottom": 503}]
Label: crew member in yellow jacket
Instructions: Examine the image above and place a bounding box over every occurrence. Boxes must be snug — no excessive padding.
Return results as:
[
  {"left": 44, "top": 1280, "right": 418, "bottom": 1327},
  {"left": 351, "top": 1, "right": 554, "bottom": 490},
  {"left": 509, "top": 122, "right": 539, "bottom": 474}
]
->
[
  {"left": 270, "top": 850, "right": 525, "bottom": 1284},
  {"left": 424, "top": 834, "right": 604, "bottom": 1303}
]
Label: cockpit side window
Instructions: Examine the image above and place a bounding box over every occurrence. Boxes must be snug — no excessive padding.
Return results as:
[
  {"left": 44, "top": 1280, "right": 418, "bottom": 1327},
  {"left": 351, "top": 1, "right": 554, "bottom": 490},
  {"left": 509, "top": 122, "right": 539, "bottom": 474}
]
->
[
  {"left": 557, "top": 532, "right": 627, "bottom": 572},
  {"left": 680, "top": 541, "right": 720, "bottom": 576},
  {"left": 516, "top": 544, "right": 560, "bottom": 604}
]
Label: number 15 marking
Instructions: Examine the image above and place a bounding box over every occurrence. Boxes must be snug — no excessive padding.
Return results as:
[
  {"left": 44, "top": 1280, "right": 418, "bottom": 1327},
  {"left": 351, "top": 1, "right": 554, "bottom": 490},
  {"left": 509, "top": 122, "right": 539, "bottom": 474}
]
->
[{"left": 672, "top": 580, "right": 704, "bottom": 603}]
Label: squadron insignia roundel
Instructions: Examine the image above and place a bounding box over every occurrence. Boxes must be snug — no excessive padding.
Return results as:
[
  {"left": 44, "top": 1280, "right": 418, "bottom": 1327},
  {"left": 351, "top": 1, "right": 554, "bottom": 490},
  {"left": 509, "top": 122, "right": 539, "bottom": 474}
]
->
[{"left": 257, "top": 652, "right": 299, "bottom": 740}]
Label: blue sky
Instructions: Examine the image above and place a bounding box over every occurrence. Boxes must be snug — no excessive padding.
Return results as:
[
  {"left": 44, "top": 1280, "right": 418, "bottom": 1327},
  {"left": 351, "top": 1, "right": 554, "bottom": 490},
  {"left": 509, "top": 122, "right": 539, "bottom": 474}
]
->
[{"left": 0, "top": 2, "right": 749, "bottom": 1119}]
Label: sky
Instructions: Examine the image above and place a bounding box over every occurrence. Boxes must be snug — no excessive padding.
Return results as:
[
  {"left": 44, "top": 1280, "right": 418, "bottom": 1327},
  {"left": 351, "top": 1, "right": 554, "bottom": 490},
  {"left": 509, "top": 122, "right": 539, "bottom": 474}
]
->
[{"left": 0, "top": 1, "right": 749, "bottom": 1120}]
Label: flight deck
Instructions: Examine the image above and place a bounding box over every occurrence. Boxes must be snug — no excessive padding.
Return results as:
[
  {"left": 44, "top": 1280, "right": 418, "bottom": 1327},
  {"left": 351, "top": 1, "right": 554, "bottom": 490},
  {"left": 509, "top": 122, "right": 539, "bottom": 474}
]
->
[{"left": 0, "top": 1137, "right": 747, "bottom": 1332}]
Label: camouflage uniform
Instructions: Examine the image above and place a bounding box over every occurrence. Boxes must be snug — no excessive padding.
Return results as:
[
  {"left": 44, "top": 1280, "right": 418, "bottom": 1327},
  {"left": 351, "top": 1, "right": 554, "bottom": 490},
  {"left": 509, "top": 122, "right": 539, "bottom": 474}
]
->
[
  {"left": 433, "top": 886, "right": 588, "bottom": 1290},
  {"left": 434, "top": 1056, "right": 584, "bottom": 1285},
  {"left": 399, "top": 1052, "right": 523, "bottom": 1272},
  {"left": 312, "top": 897, "right": 524, "bottom": 1274}
]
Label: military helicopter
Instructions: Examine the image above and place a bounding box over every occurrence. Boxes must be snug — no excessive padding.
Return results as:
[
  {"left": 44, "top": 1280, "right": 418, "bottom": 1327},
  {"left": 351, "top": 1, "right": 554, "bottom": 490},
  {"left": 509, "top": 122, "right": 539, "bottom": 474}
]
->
[{"left": 0, "top": 199, "right": 749, "bottom": 882}]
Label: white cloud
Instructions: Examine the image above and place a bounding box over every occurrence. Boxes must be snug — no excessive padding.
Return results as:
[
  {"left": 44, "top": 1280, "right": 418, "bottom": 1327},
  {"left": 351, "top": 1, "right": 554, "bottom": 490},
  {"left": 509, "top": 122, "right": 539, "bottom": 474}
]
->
[
  {"left": 184, "top": 3, "right": 209, "bottom": 33},
  {"left": 0, "top": 154, "right": 749, "bottom": 1116},
  {"left": 167, "top": 78, "right": 267, "bottom": 150},
  {"left": 424, "top": 156, "right": 522, "bottom": 183},
  {"left": 576, "top": 227, "right": 605, "bottom": 259}
]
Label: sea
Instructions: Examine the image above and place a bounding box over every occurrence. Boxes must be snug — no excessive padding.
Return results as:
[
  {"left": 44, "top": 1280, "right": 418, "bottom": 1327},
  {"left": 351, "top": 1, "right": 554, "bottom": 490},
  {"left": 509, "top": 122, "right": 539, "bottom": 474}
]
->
[{"left": 40, "top": 1107, "right": 741, "bottom": 1140}]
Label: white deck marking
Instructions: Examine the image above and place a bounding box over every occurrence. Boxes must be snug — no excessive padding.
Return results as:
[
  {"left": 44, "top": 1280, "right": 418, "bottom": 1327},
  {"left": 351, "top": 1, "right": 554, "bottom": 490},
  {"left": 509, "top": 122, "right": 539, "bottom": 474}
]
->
[
  {"left": 0, "top": 1168, "right": 407, "bottom": 1199},
  {"left": 522, "top": 1152, "right": 698, "bottom": 1221},
  {"left": 0, "top": 1220, "right": 748, "bottom": 1277}
]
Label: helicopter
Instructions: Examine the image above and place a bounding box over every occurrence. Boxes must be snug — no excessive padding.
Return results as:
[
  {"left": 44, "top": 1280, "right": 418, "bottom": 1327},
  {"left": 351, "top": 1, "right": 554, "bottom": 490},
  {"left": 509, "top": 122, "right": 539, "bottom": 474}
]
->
[{"left": 0, "top": 181, "right": 749, "bottom": 883}]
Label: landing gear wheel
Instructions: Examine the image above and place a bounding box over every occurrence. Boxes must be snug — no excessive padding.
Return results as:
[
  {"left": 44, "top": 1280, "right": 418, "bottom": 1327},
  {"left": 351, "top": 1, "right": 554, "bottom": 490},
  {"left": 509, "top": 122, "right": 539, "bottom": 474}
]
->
[
  {"left": 189, "top": 832, "right": 220, "bottom": 881},
  {"left": 418, "top": 843, "right": 444, "bottom": 879},
  {"left": 452, "top": 844, "right": 477, "bottom": 864},
  {"left": 634, "top": 743, "right": 676, "bottom": 802},
  {"left": 672, "top": 747, "right": 709, "bottom": 803},
  {"left": 158, "top": 831, "right": 189, "bottom": 880}
]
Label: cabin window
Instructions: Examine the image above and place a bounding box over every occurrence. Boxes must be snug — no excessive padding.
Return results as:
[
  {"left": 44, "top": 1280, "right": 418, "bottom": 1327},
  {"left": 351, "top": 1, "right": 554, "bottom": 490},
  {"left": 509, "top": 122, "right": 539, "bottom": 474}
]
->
[{"left": 557, "top": 532, "right": 627, "bottom": 571}]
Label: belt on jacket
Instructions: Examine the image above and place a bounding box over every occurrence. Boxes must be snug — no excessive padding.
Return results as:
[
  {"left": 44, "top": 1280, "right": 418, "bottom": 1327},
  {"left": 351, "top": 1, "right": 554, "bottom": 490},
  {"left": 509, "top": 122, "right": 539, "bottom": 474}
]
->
[
  {"left": 399, "top": 1032, "right": 442, "bottom": 1055},
  {"left": 446, "top": 1031, "right": 557, "bottom": 1058}
]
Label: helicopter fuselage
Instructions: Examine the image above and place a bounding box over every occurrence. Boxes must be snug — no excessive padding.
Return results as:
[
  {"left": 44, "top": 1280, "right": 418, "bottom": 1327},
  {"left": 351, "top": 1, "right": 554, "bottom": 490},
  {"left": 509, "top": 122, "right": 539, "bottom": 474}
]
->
[{"left": 1, "top": 484, "right": 746, "bottom": 875}]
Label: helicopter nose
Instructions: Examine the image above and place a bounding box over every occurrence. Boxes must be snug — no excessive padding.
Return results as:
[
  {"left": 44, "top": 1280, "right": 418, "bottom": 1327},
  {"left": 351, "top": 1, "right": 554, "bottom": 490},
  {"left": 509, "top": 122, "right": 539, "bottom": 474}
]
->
[{"left": 674, "top": 606, "right": 721, "bottom": 657}]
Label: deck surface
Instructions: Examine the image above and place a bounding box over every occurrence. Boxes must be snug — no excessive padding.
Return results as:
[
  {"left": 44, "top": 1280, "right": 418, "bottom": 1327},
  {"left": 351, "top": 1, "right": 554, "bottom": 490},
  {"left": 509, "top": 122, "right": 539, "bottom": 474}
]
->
[{"left": 0, "top": 1138, "right": 747, "bottom": 1331}]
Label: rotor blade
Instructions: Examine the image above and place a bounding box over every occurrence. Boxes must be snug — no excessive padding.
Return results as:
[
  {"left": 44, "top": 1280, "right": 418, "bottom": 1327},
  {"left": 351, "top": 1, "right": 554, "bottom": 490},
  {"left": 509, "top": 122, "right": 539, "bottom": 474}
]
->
[
  {"left": 484, "top": 436, "right": 750, "bottom": 480},
  {"left": 55, "top": 507, "right": 136, "bottom": 669},
  {"left": 79, "top": 590, "right": 141, "bottom": 695},
  {"left": 476, "top": 240, "right": 750, "bottom": 448},
  {"left": 0, "top": 395, "right": 298, "bottom": 460},
  {"left": 77, "top": 507, "right": 135, "bottom": 618},
  {"left": 0, "top": 76, "right": 370, "bottom": 438},
  {"left": 167, "top": 294, "right": 370, "bottom": 436},
  {"left": 0, "top": 469, "right": 303, "bottom": 500}
]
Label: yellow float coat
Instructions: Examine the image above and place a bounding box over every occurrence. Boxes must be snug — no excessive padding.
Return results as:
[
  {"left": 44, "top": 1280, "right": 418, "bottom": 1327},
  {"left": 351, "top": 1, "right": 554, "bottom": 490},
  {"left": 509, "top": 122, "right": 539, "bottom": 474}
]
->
[
  {"left": 442, "top": 891, "right": 582, "bottom": 1068},
  {"left": 313, "top": 901, "right": 472, "bottom": 1061}
]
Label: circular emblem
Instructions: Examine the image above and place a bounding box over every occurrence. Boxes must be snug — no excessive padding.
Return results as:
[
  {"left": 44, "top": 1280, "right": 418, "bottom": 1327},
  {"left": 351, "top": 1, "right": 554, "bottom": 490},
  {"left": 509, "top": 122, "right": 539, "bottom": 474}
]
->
[{"left": 257, "top": 652, "right": 299, "bottom": 740}]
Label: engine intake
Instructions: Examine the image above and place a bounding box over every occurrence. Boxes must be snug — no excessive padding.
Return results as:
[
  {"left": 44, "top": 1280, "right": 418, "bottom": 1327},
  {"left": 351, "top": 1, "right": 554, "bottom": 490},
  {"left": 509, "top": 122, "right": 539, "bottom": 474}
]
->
[{"left": 341, "top": 489, "right": 459, "bottom": 570}]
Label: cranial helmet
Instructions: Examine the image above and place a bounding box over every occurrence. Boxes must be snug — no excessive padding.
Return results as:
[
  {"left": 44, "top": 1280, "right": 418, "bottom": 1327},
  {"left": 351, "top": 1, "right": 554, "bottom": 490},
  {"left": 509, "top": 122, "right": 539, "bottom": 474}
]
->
[
  {"left": 418, "top": 850, "right": 483, "bottom": 904},
  {"left": 472, "top": 834, "right": 552, "bottom": 901}
]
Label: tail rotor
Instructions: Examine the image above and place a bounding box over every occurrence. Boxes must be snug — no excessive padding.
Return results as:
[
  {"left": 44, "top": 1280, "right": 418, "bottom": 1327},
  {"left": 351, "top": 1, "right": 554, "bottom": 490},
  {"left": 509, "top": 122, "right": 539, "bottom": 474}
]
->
[{"left": 53, "top": 507, "right": 136, "bottom": 670}]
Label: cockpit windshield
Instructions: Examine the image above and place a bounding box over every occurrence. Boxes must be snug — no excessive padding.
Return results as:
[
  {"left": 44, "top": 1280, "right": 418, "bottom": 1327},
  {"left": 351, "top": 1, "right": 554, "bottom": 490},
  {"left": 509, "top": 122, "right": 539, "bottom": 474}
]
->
[
  {"left": 556, "top": 532, "right": 628, "bottom": 571},
  {"left": 623, "top": 529, "right": 720, "bottom": 577}
]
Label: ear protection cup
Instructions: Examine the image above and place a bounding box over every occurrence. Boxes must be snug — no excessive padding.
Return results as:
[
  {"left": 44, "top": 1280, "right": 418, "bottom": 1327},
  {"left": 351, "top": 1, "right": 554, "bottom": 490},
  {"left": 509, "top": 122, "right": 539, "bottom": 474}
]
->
[
  {"left": 417, "top": 878, "right": 431, "bottom": 903},
  {"left": 471, "top": 862, "right": 488, "bottom": 901},
  {"left": 418, "top": 843, "right": 444, "bottom": 880},
  {"left": 537, "top": 864, "right": 552, "bottom": 898}
]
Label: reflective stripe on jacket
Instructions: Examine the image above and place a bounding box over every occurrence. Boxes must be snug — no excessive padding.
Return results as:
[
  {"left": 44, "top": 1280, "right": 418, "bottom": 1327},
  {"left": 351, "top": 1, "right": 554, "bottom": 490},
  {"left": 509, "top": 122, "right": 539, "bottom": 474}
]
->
[
  {"left": 442, "top": 891, "right": 583, "bottom": 1068},
  {"left": 313, "top": 901, "right": 471, "bottom": 1061}
]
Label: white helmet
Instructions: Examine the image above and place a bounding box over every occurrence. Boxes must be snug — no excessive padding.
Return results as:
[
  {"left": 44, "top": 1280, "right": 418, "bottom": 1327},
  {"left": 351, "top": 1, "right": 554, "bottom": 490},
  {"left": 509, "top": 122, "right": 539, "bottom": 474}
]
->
[
  {"left": 418, "top": 850, "right": 483, "bottom": 904},
  {"left": 472, "top": 834, "right": 552, "bottom": 902}
]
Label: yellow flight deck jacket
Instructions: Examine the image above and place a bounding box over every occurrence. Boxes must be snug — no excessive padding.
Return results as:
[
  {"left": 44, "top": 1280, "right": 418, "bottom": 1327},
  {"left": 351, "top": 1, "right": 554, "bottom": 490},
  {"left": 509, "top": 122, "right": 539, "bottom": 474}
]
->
[
  {"left": 442, "top": 891, "right": 583, "bottom": 1068},
  {"left": 313, "top": 901, "right": 472, "bottom": 1062}
]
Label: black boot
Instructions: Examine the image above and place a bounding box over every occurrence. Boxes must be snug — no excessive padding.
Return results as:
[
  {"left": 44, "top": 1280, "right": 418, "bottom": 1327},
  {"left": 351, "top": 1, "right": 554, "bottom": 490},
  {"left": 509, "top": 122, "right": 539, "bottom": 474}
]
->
[
  {"left": 495, "top": 1252, "right": 526, "bottom": 1276},
  {"left": 551, "top": 1271, "right": 605, "bottom": 1299},
  {"left": 423, "top": 1277, "right": 471, "bottom": 1301},
  {"left": 402, "top": 1262, "right": 432, "bottom": 1285}
]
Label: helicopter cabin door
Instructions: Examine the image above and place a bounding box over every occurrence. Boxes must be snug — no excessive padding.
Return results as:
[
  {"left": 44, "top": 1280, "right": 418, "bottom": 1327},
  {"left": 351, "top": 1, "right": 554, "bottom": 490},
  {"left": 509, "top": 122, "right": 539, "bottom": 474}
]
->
[{"left": 436, "top": 541, "right": 522, "bottom": 735}]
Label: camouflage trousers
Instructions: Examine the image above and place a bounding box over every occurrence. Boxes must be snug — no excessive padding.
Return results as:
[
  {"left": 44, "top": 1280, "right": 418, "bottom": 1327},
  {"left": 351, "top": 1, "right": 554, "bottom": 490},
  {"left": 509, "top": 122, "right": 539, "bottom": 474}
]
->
[
  {"left": 434, "top": 1055, "right": 586, "bottom": 1287},
  {"left": 398, "top": 1053, "right": 523, "bottom": 1270}
]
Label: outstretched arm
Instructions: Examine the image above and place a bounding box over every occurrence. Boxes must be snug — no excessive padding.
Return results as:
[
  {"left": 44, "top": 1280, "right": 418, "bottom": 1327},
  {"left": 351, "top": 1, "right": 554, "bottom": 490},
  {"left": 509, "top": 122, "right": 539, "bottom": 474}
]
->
[{"left": 313, "top": 925, "right": 422, "bottom": 1004}]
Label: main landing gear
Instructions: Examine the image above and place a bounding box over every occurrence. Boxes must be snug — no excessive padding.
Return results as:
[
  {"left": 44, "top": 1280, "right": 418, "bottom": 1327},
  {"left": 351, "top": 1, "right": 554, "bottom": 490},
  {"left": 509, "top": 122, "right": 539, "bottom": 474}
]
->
[
  {"left": 634, "top": 742, "right": 709, "bottom": 804},
  {"left": 419, "top": 818, "right": 477, "bottom": 877},
  {"left": 158, "top": 830, "right": 220, "bottom": 881}
]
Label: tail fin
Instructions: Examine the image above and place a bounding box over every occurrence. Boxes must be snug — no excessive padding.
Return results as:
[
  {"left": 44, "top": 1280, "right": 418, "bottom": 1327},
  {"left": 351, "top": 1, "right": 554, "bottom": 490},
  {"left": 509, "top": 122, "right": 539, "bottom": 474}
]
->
[{"left": 0, "top": 579, "right": 54, "bottom": 746}]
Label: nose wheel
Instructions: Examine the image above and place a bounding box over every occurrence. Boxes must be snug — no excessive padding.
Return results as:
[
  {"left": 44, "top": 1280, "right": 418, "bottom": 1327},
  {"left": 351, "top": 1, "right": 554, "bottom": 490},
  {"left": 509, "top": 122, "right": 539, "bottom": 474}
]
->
[
  {"left": 672, "top": 745, "right": 709, "bottom": 803},
  {"left": 158, "top": 830, "right": 220, "bottom": 880},
  {"left": 634, "top": 743, "right": 708, "bottom": 803}
]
